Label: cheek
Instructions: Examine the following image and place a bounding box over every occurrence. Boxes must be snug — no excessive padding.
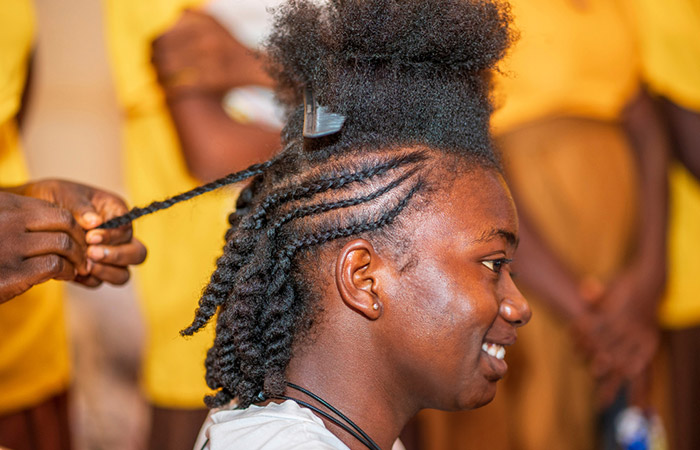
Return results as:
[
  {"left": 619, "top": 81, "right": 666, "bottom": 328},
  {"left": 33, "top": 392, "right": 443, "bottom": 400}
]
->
[{"left": 405, "top": 271, "right": 494, "bottom": 365}]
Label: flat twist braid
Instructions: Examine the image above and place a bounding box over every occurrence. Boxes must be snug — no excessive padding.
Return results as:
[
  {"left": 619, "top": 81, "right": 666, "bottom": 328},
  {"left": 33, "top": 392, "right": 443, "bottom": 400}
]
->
[
  {"left": 243, "top": 151, "right": 427, "bottom": 230},
  {"left": 266, "top": 166, "right": 420, "bottom": 236}
]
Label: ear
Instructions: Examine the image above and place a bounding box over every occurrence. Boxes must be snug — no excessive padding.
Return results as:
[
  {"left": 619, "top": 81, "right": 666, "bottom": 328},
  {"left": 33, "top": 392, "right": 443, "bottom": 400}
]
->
[{"left": 335, "top": 239, "right": 384, "bottom": 320}]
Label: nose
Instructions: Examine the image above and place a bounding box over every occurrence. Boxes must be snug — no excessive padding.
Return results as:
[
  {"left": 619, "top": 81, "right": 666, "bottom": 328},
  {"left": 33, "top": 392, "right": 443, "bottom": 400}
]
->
[{"left": 499, "top": 286, "right": 531, "bottom": 327}]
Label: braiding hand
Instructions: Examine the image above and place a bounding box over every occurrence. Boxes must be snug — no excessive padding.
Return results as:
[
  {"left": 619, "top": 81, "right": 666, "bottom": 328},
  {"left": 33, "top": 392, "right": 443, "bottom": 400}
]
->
[
  {"left": 0, "top": 192, "right": 88, "bottom": 303},
  {"left": 18, "top": 179, "right": 147, "bottom": 288}
]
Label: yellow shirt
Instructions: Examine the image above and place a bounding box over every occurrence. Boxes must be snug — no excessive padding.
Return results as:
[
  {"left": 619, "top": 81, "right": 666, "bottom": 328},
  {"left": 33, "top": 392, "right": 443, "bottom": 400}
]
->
[
  {"left": 630, "top": 0, "right": 700, "bottom": 111},
  {"left": 631, "top": 0, "right": 700, "bottom": 328},
  {"left": 491, "top": 0, "right": 639, "bottom": 133},
  {"left": 660, "top": 164, "right": 700, "bottom": 328},
  {"left": 103, "top": 0, "right": 237, "bottom": 407},
  {"left": 0, "top": 0, "right": 70, "bottom": 414}
]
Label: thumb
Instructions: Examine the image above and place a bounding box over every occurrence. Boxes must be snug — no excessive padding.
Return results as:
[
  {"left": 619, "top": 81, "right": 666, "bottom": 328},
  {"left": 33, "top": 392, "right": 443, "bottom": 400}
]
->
[{"left": 70, "top": 199, "right": 103, "bottom": 230}]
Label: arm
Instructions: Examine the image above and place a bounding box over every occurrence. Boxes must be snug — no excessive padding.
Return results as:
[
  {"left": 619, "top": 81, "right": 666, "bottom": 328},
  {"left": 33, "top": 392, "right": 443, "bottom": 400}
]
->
[
  {"left": 152, "top": 10, "right": 280, "bottom": 182},
  {"left": 511, "top": 212, "right": 589, "bottom": 323},
  {"left": 165, "top": 94, "right": 280, "bottom": 182},
  {"left": 588, "top": 88, "right": 670, "bottom": 407},
  {"left": 659, "top": 97, "right": 700, "bottom": 179}
]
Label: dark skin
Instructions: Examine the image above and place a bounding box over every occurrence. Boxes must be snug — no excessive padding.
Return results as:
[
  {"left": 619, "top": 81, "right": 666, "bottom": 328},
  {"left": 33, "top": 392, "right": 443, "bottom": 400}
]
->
[
  {"left": 509, "top": 89, "right": 669, "bottom": 407},
  {"left": 282, "top": 163, "right": 531, "bottom": 450},
  {"left": 151, "top": 10, "right": 280, "bottom": 183},
  {"left": 659, "top": 97, "right": 700, "bottom": 180},
  {"left": 0, "top": 179, "right": 147, "bottom": 304}
]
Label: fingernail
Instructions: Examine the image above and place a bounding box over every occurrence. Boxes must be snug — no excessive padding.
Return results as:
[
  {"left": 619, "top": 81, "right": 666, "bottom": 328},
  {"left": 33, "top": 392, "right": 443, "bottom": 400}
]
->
[
  {"left": 86, "top": 232, "right": 103, "bottom": 245},
  {"left": 87, "top": 259, "right": 94, "bottom": 273},
  {"left": 88, "top": 246, "right": 105, "bottom": 261},
  {"left": 82, "top": 212, "right": 101, "bottom": 227}
]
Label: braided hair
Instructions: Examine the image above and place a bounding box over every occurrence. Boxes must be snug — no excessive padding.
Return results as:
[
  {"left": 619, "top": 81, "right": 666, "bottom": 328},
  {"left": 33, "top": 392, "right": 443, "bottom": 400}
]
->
[{"left": 100, "top": 0, "right": 513, "bottom": 408}]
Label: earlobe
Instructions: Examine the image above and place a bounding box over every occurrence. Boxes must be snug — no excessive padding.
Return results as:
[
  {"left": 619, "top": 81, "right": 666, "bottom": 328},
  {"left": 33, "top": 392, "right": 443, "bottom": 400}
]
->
[{"left": 335, "top": 239, "right": 383, "bottom": 320}]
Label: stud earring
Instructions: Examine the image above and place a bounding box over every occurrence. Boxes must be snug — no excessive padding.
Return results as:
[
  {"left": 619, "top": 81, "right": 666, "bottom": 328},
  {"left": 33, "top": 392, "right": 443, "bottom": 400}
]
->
[{"left": 372, "top": 303, "right": 379, "bottom": 311}]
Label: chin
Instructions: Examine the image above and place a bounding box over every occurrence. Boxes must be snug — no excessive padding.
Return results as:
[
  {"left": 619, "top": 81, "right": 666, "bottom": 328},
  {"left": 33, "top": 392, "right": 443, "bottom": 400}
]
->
[{"left": 453, "top": 381, "right": 498, "bottom": 411}]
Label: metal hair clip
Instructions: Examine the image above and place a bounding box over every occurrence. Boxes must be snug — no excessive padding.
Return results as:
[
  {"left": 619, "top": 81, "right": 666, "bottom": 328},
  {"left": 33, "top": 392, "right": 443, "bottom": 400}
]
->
[{"left": 303, "top": 87, "right": 346, "bottom": 138}]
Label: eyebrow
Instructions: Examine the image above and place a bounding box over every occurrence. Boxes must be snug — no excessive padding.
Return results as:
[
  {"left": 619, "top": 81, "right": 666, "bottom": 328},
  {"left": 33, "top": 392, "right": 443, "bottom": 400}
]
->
[{"left": 473, "top": 228, "right": 519, "bottom": 248}]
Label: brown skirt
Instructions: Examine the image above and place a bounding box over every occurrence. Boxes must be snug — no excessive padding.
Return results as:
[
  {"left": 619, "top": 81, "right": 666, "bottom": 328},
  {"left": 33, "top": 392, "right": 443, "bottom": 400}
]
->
[{"left": 0, "top": 391, "right": 71, "bottom": 450}]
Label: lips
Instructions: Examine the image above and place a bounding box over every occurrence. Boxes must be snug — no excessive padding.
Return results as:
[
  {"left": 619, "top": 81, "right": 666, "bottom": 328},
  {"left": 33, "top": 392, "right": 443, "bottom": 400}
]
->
[{"left": 480, "top": 331, "right": 517, "bottom": 380}]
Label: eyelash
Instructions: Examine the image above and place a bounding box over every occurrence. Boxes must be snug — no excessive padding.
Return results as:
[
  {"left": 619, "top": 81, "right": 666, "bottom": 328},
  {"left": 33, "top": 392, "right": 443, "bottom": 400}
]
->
[{"left": 481, "top": 258, "right": 513, "bottom": 274}]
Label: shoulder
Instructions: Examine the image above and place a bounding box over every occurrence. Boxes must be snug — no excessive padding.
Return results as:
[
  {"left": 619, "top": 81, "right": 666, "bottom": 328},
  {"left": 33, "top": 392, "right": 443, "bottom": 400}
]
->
[{"left": 198, "top": 400, "right": 350, "bottom": 450}]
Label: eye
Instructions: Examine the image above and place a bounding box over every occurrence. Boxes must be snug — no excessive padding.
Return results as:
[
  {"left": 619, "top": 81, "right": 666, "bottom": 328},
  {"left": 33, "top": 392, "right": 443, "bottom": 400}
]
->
[{"left": 481, "top": 258, "right": 513, "bottom": 274}]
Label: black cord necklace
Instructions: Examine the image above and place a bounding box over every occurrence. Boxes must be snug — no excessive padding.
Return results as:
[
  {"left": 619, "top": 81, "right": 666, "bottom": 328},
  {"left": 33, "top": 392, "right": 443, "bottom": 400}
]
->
[{"left": 272, "top": 382, "right": 382, "bottom": 450}]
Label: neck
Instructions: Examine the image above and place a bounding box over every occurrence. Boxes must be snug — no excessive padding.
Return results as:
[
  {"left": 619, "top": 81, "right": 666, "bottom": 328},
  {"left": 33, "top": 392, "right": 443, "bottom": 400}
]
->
[{"left": 285, "top": 320, "right": 418, "bottom": 450}]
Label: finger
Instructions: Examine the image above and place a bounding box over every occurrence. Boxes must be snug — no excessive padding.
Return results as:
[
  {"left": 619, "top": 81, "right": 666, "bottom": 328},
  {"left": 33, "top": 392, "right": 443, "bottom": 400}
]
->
[
  {"left": 89, "top": 263, "right": 131, "bottom": 286},
  {"left": 59, "top": 191, "right": 102, "bottom": 230},
  {"left": 596, "top": 371, "right": 625, "bottom": 409},
  {"left": 23, "top": 208, "right": 88, "bottom": 276},
  {"left": 23, "top": 254, "right": 78, "bottom": 282},
  {"left": 23, "top": 231, "right": 88, "bottom": 274},
  {"left": 590, "top": 348, "right": 614, "bottom": 379},
  {"left": 628, "top": 369, "right": 652, "bottom": 408},
  {"left": 0, "top": 256, "right": 72, "bottom": 303},
  {"left": 87, "top": 240, "right": 147, "bottom": 267},
  {"left": 24, "top": 206, "right": 87, "bottom": 248},
  {"left": 88, "top": 192, "right": 132, "bottom": 245},
  {"left": 73, "top": 274, "right": 103, "bottom": 288},
  {"left": 85, "top": 223, "right": 132, "bottom": 247}
]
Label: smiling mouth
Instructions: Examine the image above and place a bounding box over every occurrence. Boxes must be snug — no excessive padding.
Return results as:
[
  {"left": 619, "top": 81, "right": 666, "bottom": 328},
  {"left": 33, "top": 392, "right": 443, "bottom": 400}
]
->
[{"left": 481, "top": 342, "right": 506, "bottom": 360}]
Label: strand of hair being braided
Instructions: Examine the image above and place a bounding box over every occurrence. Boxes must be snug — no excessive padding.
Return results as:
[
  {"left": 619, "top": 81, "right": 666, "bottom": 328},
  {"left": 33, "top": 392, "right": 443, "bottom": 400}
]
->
[{"left": 97, "top": 140, "right": 301, "bottom": 230}]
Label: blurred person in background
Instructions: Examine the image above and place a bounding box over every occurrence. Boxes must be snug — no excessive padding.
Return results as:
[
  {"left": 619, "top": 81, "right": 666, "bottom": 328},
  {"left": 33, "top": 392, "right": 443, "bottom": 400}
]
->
[
  {"left": 0, "top": 2, "right": 146, "bottom": 448},
  {"left": 415, "top": 0, "right": 671, "bottom": 449},
  {"left": 103, "top": 1, "right": 281, "bottom": 448},
  {"left": 631, "top": 1, "right": 700, "bottom": 449}
]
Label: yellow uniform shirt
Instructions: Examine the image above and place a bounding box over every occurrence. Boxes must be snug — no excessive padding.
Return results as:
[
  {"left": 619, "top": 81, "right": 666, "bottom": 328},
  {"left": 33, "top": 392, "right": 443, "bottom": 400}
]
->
[
  {"left": 491, "top": 0, "right": 639, "bottom": 133},
  {"left": 0, "top": 0, "right": 70, "bottom": 414},
  {"left": 661, "top": 164, "right": 700, "bottom": 328},
  {"left": 631, "top": 0, "right": 700, "bottom": 112},
  {"left": 103, "top": 0, "right": 237, "bottom": 407},
  {"left": 631, "top": 0, "right": 700, "bottom": 328}
]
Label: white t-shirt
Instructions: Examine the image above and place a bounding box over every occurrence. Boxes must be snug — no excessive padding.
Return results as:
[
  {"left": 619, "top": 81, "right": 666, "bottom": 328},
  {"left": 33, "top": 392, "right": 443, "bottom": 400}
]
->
[
  {"left": 195, "top": 400, "right": 351, "bottom": 450},
  {"left": 194, "top": 400, "right": 408, "bottom": 450}
]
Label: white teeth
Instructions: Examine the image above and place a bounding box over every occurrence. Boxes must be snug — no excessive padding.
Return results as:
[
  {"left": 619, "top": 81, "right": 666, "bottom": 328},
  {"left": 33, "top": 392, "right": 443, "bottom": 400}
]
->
[
  {"left": 481, "top": 342, "right": 506, "bottom": 360},
  {"left": 496, "top": 346, "right": 506, "bottom": 360}
]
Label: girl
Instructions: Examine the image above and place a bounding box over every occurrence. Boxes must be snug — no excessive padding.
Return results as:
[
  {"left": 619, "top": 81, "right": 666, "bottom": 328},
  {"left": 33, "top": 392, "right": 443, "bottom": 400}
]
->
[{"left": 103, "top": 0, "right": 530, "bottom": 448}]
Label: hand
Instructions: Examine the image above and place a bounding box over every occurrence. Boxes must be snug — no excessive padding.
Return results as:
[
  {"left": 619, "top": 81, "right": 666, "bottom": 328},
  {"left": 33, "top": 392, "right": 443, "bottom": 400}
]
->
[
  {"left": 20, "top": 179, "right": 147, "bottom": 287},
  {"left": 0, "top": 192, "right": 88, "bottom": 303},
  {"left": 152, "top": 9, "right": 271, "bottom": 97},
  {"left": 576, "top": 268, "right": 662, "bottom": 408}
]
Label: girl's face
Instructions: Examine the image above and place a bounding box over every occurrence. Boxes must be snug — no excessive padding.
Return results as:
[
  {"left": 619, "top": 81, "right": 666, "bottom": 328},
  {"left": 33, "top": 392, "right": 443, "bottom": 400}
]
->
[{"left": 380, "top": 167, "right": 530, "bottom": 410}]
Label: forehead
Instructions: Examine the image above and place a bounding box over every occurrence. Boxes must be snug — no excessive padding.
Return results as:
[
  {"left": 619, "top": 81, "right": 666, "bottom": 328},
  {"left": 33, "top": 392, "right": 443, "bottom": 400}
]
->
[{"left": 420, "top": 168, "right": 518, "bottom": 247}]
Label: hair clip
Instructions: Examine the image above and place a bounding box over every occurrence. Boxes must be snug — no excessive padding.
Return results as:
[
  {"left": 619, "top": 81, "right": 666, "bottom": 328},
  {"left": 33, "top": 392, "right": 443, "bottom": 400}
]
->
[{"left": 303, "top": 87, "right": 346, "bottom": 138}]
